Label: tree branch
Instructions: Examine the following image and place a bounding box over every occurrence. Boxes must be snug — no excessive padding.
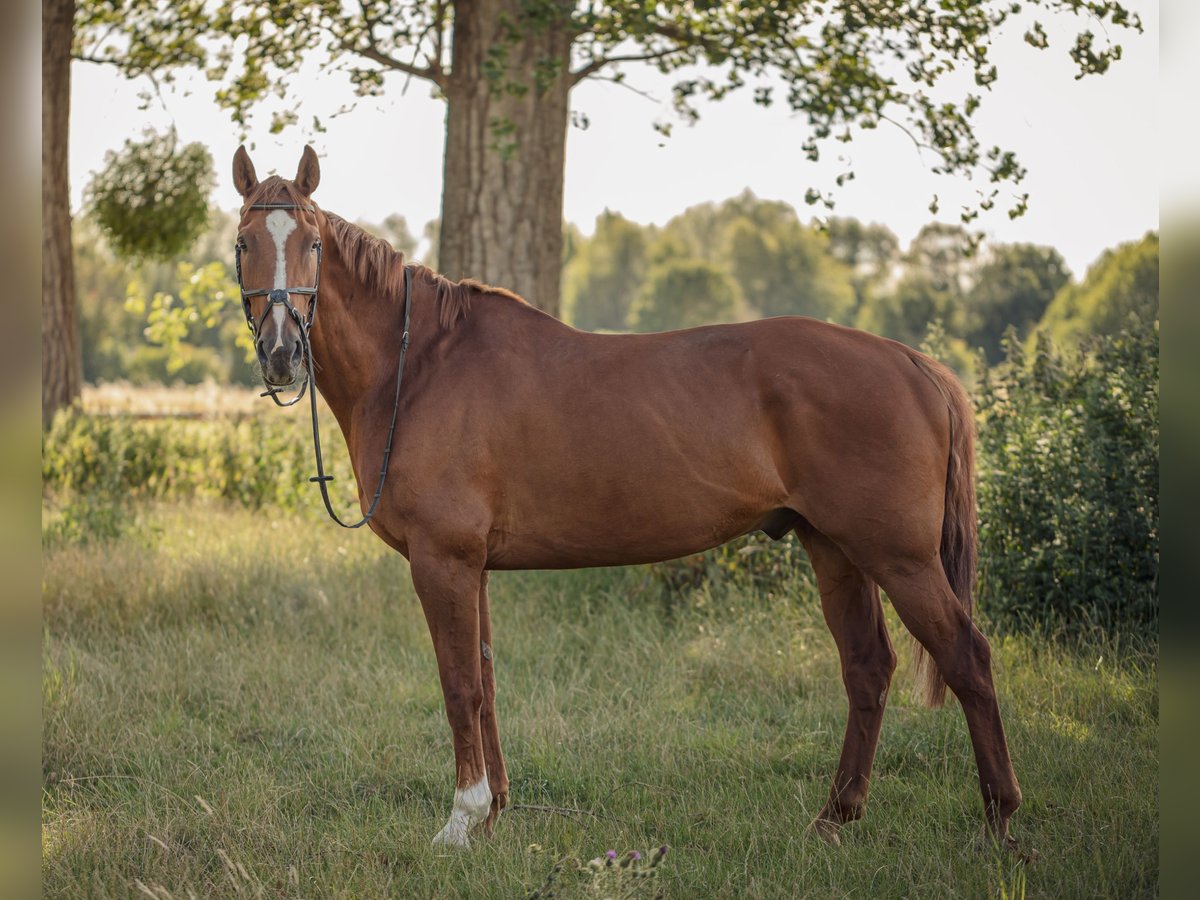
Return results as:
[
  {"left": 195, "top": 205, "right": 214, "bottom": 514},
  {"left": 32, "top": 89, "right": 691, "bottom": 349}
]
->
[
  {"left": 571, "top": 47, "right": 680, "bottom": 86},
  {"left": 344, "top": 0, "right": 446, "bottom": 90},
  {"left": 71, "top": 52, "right": 124, "bottom": 68},
  {"left": 338, "top": 39, "right": 444, "bottom": 89},
  {"left": 590, "top": 73, "right": 658, "bottom": 103}
]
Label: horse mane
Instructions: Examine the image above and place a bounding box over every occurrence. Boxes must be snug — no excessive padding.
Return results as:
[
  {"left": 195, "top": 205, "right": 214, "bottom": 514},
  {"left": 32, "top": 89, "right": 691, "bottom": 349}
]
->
[{"left": 243, "top": 177, "right": 524, "bottom": 329}]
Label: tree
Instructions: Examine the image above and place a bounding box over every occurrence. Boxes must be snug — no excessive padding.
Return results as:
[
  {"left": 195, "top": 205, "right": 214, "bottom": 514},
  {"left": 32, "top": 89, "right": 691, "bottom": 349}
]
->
[
  {"left": 43, "top": 0, "right": 79, "bottom": 425},
  {"left": 855, "top": 222, "right": 975, "bottom": 348},
  {"left": 630, "top": 259, "right": 745, "bottom": 333},
  {"left": 857, "top": 270, "right": 964, "bottom": 351},
  {"left": 564, "top": 210, "right": 648, "bottom": 331},
  {"left": 1037, "top": 232, "right": 1158, "bottom": 347},
  {"left": 76, "top": 0, "right": 1143, "bottom": 320},
  {"left": 823, "top": 217, "right": 900, "bottom": 315},
  {"left": 965, "top": 243, "right": 1069, "bottom": 364},
  {"left": 726, "top": 215, "right": 854, "bottom": 323}
]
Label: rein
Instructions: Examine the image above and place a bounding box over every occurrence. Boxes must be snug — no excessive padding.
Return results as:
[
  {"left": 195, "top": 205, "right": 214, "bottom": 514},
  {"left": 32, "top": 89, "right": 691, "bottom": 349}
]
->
[{"left": 236, "top": 201, "right": 413, "bottom": 529}]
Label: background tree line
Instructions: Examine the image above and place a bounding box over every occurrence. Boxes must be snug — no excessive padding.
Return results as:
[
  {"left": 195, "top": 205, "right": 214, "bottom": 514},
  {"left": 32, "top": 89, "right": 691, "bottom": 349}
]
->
[{"left": 72, "top": 185, "right": 1157, "bottom": 389}]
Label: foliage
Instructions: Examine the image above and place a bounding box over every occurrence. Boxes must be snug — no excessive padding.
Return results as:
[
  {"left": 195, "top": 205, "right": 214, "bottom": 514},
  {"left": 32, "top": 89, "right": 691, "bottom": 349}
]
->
[
  {"left": 564, "top": 211, "right": 648, "bottom": 331},
  {"left": 42, "top": 404, "right": 356, "bottom": 535},
  {"left": 657, "top": 193, "right": 855, "bottom": 324},
  {"left": 566, "top": 192, "right": 858, "bottom": 332},
  {"left": 628, "top": 259, "right": 745, "bottom": 333},
  {"left": 965, "top": 243, "right": 1070, "bottom": 365},
  {"left": 528, "top": 844, "right": 671, "bottom": 899},
  {"left": 83, "top": 130, "right": 215, "bottom": 262},
  {"left": 75, "top": 212, "right": 256, "bottom": 387},
  {"left": 125, "top": 261, "right": 253, "bottom": 378},
  {"left": 75, "top": 1, "right": 1142, "bottom": 232},
  {"left": 975, "top": 321, "right": 1158, "bottom": 635},
  {"left": 725, "top": 211, "right": 855, "bottom": 322},
  {"left": 855, "top": 223, "right": 973, "bottom": 346},
  {"left": 823, "top": 217, "right": 901, "bottom": 316},
  {"left": 1037, "top": 232, "right": 1158, "bottom": 347},
  {"left": 856, "top": 270, "right": 964, "bottom": 351},
  {"left": 647, "top": 533, "right": 814, "bottom": 610}
]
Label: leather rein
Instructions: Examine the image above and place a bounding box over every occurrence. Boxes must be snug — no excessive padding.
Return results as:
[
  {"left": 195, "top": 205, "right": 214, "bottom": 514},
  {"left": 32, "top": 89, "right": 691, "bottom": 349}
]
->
[{"left": 235, "top": 201, "right": 412, "bottom": 529}]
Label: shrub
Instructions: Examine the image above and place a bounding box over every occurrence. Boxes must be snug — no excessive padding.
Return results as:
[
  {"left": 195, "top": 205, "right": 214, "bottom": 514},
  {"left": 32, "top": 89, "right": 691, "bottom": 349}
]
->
[
  {"left": 974, "top": 321, "right": 1158, "bottom": 634},
  {"left": 42, "top": 405, "right": 358, "bottom": 542}
]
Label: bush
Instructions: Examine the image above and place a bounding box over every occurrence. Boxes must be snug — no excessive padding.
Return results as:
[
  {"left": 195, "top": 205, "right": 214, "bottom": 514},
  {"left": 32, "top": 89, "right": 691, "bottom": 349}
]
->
[
  {"left": 42, "top": 405, "right": 358, "bottom": 542},
  {"left": 974, "top": 321, "right": 1158, "bottom": 634}
]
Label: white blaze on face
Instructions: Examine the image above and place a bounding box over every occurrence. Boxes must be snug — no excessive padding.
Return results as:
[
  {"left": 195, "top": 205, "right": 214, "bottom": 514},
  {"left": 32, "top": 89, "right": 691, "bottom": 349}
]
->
[
  {"left": 431, "top": 774, "right": 492, "bottom": 848},
  {"left": 265, "top": 209, "right": 298, "bottom": 352}
]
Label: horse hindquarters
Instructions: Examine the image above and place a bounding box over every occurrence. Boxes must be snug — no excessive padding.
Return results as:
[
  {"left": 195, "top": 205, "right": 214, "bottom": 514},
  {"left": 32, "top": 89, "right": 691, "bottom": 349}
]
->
[{"left": 845, "top": 350, "right": 1021, "bottom": 844}]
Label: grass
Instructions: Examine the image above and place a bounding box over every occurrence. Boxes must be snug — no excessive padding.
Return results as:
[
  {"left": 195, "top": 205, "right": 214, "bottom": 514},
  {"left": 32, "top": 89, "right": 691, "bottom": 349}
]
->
[{"left": 42, "top": 502, "right": 1158, "bottom": 898}]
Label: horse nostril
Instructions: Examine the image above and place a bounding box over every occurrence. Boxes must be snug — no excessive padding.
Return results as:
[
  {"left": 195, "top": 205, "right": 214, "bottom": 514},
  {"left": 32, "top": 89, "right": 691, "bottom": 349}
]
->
[{"left": 291, "top": 341, "right": 303, "bottom": 365}]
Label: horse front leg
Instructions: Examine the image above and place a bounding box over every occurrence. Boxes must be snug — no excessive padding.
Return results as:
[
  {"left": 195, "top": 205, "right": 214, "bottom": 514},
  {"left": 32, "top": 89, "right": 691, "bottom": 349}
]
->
[
  {"left": 477, "top": 571, "right": 509, "bottom": 836},
  {"left": 410, "top": 543, "right": 492, "bottom": 848}
]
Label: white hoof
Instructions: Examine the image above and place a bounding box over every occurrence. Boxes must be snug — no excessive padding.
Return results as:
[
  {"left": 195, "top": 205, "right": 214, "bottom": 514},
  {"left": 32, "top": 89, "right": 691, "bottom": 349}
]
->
[
  {"left": 432, "top": 819, "right": 471, "bottom": 848},
  {"left": 431, "top": 775, "right": 491, "bottom": 849}
]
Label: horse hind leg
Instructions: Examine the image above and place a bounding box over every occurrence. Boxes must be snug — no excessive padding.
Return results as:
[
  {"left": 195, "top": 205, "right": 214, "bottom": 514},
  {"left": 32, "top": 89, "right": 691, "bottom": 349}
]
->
[
  {"left": 874, "top": 559, "right": 1023, "bottom": 845},
  {"left": 797, "top": 526, "right": 897, "bottom": 845}
]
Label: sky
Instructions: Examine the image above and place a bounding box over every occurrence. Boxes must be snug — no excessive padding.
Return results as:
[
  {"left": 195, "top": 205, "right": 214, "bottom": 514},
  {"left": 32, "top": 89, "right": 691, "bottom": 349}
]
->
[{"left": 69, "top": 2, "right": 1158, "bottom": 279}]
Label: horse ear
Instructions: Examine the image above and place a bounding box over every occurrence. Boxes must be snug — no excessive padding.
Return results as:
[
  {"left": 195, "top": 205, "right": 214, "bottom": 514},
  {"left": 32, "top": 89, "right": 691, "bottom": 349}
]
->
[
  {"left": 232, "top": 145, "right": 258, "bottom": 198},
  {"left": 295, "top": 145, "right": 320, "bottom": 197}
]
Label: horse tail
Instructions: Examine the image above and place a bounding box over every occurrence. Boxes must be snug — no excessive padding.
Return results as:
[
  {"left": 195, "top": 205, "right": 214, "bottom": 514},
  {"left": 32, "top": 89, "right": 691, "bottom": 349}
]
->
[{"left": 906, "top": 351, "right": 978, "bottom": 709}]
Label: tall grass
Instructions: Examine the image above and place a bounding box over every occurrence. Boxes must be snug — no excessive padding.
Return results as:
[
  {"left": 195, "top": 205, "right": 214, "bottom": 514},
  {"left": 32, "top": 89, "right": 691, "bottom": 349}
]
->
[{"left": 43, "top": 503, "right": 1158, "bottom": 898}]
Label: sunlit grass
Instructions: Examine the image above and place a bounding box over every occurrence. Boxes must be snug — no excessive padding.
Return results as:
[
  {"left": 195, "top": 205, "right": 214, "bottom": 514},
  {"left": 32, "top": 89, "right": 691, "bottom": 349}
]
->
[{"left": 43, "top": 502, "right": 1157, "bottom": 897}]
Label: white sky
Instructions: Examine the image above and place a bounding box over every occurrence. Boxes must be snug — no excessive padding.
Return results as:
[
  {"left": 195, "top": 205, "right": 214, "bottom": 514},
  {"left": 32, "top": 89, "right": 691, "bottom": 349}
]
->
[{"left": 69, "top": 2, "right": 1158, "bottom": 279}]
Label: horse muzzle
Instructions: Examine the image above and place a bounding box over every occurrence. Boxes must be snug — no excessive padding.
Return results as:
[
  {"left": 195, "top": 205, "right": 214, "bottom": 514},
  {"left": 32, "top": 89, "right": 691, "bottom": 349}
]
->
[{"left": 257, "top": 334, "right": 305, "bottom": 386}]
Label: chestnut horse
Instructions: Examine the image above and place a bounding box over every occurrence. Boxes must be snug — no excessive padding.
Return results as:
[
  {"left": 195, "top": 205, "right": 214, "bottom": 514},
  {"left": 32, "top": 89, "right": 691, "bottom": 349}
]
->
[{"left": 231, "top": 145, "right": 1022, "bottom": 850}]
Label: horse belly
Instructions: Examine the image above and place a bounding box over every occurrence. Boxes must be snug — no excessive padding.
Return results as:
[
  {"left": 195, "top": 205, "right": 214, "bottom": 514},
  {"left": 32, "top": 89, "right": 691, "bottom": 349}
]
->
[{"left": 484, "top": 437, "right": 789, "bottom": 569}]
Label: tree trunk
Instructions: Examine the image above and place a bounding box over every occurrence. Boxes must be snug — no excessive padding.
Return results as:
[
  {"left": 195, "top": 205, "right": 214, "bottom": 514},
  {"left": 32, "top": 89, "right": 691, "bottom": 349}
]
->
[
  {"left": 43, "top": 0, "right": 80, "bottom": 425},
  {"left": 439, "top": 0, "right": 574, "bottom": 317}
]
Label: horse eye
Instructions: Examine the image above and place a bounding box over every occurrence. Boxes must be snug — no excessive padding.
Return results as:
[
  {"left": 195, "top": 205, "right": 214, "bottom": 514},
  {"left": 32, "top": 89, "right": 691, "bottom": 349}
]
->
[
  {"left": 236, "top": 236, "right": 248, "bottom": 250},
  {"left": 311, "top": 241, "right": 321, "bottom": 252}
]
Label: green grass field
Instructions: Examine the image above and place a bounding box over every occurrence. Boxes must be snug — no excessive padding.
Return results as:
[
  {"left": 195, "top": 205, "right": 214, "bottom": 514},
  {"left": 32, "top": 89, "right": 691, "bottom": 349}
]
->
[{"left": 42, "top": 503, "right": 1158, "bottom": 898}]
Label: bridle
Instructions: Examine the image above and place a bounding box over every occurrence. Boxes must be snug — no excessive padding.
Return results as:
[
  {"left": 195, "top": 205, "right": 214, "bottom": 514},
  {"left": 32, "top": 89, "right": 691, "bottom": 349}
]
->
[
  {"left": 234, "top": 200, "right": 413, "bottom": 529},
  {"left": 234, "top": 201, "right": 322, "bottom": 407}
]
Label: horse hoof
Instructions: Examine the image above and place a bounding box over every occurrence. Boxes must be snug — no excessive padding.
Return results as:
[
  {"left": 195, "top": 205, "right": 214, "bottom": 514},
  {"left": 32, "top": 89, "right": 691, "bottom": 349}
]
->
[
  {"left": 432, "top": 821, "right": 471, "bottom": 849},
  {"left": 977, "top": 826, "right": 1039, "bottom": 864},
  {"left": 807, "top": 817, "right": 842, "bottom": 846}
]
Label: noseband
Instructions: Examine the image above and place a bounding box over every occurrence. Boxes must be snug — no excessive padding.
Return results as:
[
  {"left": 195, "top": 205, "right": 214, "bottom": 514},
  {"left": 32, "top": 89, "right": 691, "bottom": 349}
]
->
[{"left": 234, "top": 200, "right": 413, "bottom": 530}]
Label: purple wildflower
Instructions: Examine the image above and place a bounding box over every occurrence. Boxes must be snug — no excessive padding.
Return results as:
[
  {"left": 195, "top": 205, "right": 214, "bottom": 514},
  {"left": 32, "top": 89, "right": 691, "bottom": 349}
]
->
[{"left": 606, "top": 850, "right": 617, "bottom": 860}]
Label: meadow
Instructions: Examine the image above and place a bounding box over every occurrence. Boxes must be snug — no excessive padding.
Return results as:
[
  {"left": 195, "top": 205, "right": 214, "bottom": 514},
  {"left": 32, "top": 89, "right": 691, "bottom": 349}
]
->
[{"left": 42, "top": 500, "right": 1158, "bottom": 898}]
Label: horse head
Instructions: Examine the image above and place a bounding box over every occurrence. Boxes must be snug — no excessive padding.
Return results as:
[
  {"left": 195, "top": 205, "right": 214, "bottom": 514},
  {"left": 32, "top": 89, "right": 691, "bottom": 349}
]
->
[{"left": 232, "top": 144, "right": 322, "bottom": 387}]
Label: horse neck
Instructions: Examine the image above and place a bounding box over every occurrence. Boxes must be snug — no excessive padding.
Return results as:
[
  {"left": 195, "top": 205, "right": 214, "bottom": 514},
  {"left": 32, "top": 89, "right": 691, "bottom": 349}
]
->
[{"left": 306, "top": 221, "right": 426, "bottom": 422}]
